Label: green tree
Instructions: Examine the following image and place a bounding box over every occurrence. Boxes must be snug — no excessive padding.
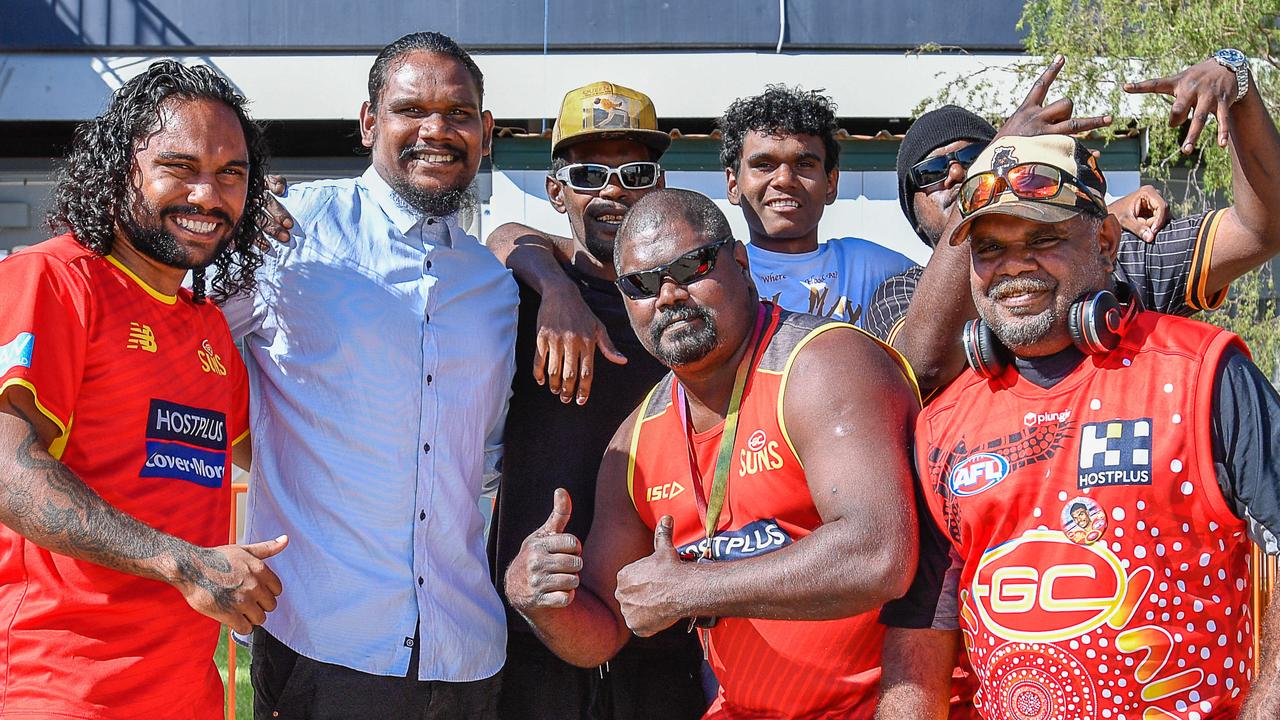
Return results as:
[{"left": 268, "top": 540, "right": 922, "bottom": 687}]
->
[{"left": 920, "top": 0, "right": 1280, "bottom": 378}]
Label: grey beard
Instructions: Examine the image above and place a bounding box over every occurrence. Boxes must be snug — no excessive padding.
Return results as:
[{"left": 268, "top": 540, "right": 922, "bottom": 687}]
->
[
  {"left": 649, "top": 305, "right": 718, "bottom": 367},
  {"left": 988, "top": 309, "right": 1057, "bottom": 349}
]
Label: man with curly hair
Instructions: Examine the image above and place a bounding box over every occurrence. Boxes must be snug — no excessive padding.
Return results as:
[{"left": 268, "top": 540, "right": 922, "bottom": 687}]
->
[
  {"left": 0, "top": 60, "right": 286, "bottom": 718},
  {"left": 716, "top": 84, "right": 916, "bottom": 324}
]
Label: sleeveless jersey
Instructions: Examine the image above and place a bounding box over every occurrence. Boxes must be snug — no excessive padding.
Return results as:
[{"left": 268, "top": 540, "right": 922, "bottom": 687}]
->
[
  {"left": 918, "top": 311, "right": 1253, "bottom": 720},
  {"left": 627, "top": 303, "right": 911, "bottom": 719}
]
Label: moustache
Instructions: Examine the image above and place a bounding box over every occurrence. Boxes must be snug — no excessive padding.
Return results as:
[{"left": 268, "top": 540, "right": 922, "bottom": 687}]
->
[
  {"left": 399, "top": 144, "right": 466, "bottom": 161},
  {"left": 651, "top": 305, "right": 711, "bottom": 336},
  {"left": 988, "top": 276, "right": 1056, "bottom": 301},
  {"left": 163, "top": 205, "right": 233, "bottom": 225}
]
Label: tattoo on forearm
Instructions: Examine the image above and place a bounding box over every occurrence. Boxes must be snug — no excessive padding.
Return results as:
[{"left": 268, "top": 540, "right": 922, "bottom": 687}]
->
[{"left": 0, "top": 405, "right": 235, "bottom": 609}]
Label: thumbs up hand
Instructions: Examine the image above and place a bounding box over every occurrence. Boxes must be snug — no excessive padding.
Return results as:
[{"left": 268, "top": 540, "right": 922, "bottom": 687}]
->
[
  {"left": 615, "top": 515, "right": 690, "bottom": 637},
  {"left": 506, "top": 488, "right": 584, "bottom": 615}
]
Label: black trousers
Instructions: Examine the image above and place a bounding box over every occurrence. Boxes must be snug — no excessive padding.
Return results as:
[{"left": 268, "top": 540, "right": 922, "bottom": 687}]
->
[
  {"left": 251, "top": 628, "right": 500, "bottom": 720},
  {"left": 497, "top": 630, "right": 708, "bottom": 720}
]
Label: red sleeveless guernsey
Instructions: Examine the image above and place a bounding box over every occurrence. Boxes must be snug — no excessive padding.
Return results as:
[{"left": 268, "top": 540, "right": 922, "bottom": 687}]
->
[
  {"left": 627, "top": 303, "right": 914, "bottom": 719},
  {"left": 919, "top": 311, "right": 1254, "bottom": 720}
]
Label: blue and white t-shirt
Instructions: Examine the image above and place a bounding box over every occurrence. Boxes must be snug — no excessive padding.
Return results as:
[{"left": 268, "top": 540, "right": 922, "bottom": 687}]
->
[{"left": 747, "top": 237, "right": 915, "bottom": 326}]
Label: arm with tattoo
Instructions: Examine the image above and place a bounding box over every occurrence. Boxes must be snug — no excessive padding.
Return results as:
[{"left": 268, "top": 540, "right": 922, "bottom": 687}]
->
[{"left": 0, "top": 388, "right": 286, "bottom": 634}]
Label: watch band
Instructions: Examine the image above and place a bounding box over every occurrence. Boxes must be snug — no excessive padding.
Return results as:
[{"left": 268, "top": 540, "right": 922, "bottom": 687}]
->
[{"left": 1213, "top": 49, "right": 1250, "bottom": 103}]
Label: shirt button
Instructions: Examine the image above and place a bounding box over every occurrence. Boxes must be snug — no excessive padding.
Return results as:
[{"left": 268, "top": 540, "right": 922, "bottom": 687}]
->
[
  {"left": 423, "top": 442, "right": 431, "bottom": 453},
  {"left": 418, "top": 577, "right": 425, "bottom": 586},
  {"left": 424, "top": 313, "right": 430, "bottom": 323},
  {"left": 420, "top": 510, "right": 426, "bottom": 521},
  {"left": 426, "top": 260, "right": 433, "bottom": 270},
  {"left": 426, "top": 374, "right": 433, "bottom": 384}
]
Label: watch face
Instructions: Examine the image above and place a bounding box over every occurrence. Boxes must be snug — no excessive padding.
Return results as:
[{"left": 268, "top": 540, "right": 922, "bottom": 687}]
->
[{"left": 1217, "top": 48, "right": 1246, "bottom": 67}]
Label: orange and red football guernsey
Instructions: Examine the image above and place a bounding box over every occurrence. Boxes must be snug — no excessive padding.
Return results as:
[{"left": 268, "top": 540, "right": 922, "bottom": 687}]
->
[
  {"left": 918, "top": 311, "right": 1253, "bottom": 720},
  {"left": 0, "top": 234, "right": 249, "bottom": 719},
  {"left": 627, "top": 303, "right": 915, "bottom": 720}
]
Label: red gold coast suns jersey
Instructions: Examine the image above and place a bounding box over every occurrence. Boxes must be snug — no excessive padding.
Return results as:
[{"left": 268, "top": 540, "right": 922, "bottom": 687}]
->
[
  {"left": 0, "top": 235, "right": 249, "bottom": 719},
  {"left": 628, "top": 304, "right": 914, "bottom": 720},
  {"left": 919, "top": 311, "right": 1253, "bottom": 720}
]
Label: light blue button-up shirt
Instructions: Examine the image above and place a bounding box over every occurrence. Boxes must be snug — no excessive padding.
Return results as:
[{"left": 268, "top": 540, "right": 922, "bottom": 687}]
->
[{"left": 221, "top": 165, "right": 518, "bottom": 681}]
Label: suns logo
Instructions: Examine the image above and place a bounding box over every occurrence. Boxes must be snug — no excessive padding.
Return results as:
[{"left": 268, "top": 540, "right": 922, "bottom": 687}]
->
[
  {"left": 739, "top": 429, "right": 784, "bottom": 477},
  {"left": 197, "top": 339, "right": 227, "bottom": 376}
]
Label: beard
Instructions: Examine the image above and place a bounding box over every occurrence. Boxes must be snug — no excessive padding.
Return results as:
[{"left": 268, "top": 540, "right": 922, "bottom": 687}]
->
[
  {"left": 119, "top": 198, "right": 235, "bottom": 270},
  {"left": 390, "top": 143, "right": 476, "bottom": 218},
  {"left": 978, "top": 254, "right": 1110, "bottom": 352},
  {"left": 582, "top": 228, "right": 615, "bottom": 265},
  {"left": 648, "top": 304, "right": 719, "bottom": 367},
  {"left": 388, "top": 176, "right": 476, "bottom": 218}
]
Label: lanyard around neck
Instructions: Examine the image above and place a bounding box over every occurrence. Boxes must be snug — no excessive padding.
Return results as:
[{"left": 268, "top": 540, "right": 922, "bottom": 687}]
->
[{"left": 676, "top": 303, "right": 772, "bottom": 559}]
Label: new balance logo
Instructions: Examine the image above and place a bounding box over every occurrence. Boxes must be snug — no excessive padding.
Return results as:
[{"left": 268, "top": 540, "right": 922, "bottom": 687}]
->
[
  {"left": 127, "top": 323, "right": 157, "bottom": 353},
  {"left": 1077, "top": 417, "right": 1152, "bottom": 488}
]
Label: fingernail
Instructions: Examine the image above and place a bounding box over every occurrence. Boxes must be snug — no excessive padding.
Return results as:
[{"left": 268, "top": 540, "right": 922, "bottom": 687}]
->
[
  {"left": 1183, "top": 143, "right": 1194, "bottom": 153},
  {"left": 276, "top": 535, "right": 288, "bottom": 543},
  {"left": 577, "top": 397, "right": 587, "bottom": 406}
]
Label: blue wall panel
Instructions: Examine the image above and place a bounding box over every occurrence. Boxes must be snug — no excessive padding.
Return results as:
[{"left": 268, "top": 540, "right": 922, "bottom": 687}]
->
[{"left": 2, "top": 0, "right": 1027, "bottom": 51}]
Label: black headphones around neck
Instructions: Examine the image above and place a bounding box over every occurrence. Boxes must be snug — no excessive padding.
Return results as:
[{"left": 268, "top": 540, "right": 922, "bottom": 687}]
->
[{"left": 963, "top": 282, "right": 1143, "bottom": 379}]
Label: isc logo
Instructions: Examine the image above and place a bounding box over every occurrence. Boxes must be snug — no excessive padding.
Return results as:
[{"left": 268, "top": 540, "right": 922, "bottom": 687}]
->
[
  {"left": 949, "top": 452, "right": 1009, "bottom": 496},
  {"left": 646, "top": 482, "right": 685, "bottom": 502},
  {"left": 972, "top": 530, "right": 1127, "bottom": 643}
]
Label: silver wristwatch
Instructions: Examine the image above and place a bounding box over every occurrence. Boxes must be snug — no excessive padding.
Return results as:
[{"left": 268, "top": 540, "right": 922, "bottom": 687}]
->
[{"left": 1213, "top": 48, "right": 1250, "bottom": 103}]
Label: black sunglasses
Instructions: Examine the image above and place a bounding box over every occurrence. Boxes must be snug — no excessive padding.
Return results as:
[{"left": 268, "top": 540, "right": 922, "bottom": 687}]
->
[
  {"left": 615, "top": 236, "right": 735, "bottom": 300},
  {"left": 909, "top": 142, "right": 989, "bottom": 190}
]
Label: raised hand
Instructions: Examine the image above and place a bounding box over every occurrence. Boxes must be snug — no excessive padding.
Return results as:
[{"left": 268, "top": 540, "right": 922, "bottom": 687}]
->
[
  {"left": 505, "top": 488, "right": 583, "bottom": 613},
  {"left": 998, "top": 55, "right": 1113, "bottom": 139},
  {"left": 174, "top": 534, "right": 288, "bottom": 635},
  {"left": 615, "top": 515, "right": 688, "bottom": 637},
  {"left": 1124, "top": 58, "right": 1242, "bottom": 152},
  {"left": 534, "top": 290, "right": 628, "bottom": 406}
]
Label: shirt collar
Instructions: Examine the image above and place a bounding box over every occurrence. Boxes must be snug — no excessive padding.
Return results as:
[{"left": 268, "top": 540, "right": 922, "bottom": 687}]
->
[{"left": 359, "top": 165, "right": 456, "bottom": 247}]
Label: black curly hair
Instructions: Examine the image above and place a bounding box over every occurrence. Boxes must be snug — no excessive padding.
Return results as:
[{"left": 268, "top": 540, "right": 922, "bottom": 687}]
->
[
  {"left": 717, "top": 85, "right": 841, "bottom": 174},
  {"left": 47, "top": 60, "right": 269, "bottom": 304}
]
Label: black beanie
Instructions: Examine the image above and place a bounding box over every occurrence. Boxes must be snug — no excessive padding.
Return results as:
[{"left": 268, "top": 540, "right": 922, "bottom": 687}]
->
[{"left": 896, "top": 105, "right": 997, "bottom": 246}]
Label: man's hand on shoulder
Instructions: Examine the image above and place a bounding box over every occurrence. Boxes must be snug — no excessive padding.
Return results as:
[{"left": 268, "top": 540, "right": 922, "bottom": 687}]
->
[
  {"left": 255, "top": 175, "right": 294, "bottom": 248},
  {"left": 1109, "top": 185, "right": 1171, "bottom": 243},
  {"left": 535, "top": 288, "right": 628, "bottom": 406}
]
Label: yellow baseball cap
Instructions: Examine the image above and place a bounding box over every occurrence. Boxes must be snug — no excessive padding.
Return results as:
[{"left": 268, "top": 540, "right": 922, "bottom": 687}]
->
[
  {"left": 947, "top": 134, "right": 1108, "bottom": 246},
  {"left": 550, "top": 81, "right": 671, "bottom": 156}
]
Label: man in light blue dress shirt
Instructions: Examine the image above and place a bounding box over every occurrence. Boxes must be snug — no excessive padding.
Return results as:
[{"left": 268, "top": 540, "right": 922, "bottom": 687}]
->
[{"left": 220, "top": 32, "right": 517, "bottom": 719}]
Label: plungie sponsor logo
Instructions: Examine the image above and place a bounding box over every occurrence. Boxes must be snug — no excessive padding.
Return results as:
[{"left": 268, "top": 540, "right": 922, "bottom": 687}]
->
[{"left": 1024, "top": 408, "right": 1071, "bottom": 427}]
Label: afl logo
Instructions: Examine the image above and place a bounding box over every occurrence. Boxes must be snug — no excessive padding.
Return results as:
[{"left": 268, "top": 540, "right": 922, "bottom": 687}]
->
[
  {"left": 747, "top": 429, "right": 767, "bottom": 452},
  {"left": 949, "top": 453, "right": 1010, "bottom": 496}
]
